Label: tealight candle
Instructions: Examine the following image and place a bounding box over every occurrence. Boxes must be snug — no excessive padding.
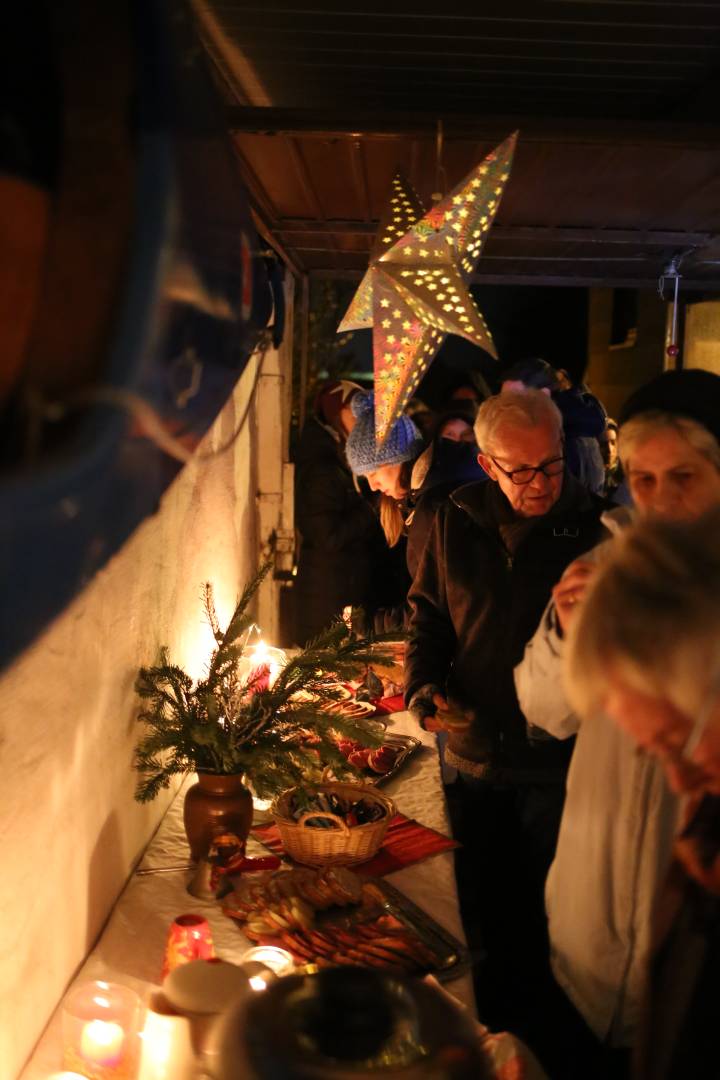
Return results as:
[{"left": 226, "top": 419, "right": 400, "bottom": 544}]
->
[
  {"left": 240, "top": 945, "right": 294, "bottom": 977},
  {"left": 242, "top": 961, "right": 280, "bottom": 994},
  {"left": 80, "top": 1020, "right": 125, "bottom": 1067},
  {"left": 62, "top": 980, "right": 142, "bottom": 1079}
]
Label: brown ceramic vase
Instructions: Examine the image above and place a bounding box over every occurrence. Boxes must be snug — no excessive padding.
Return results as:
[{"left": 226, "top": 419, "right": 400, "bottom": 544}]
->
[{"left": 183, "top": 772, "right": 253, "bottom": 861}]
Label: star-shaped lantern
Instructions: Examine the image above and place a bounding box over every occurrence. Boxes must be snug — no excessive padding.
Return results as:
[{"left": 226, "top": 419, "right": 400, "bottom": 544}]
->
[{"left": 339, "top": 132, "right": 518, "bottom": 442}]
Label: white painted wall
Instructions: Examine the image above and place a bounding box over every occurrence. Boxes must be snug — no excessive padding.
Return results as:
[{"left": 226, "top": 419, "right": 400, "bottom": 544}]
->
[{"left": 0, "top": 312, "right": 293, "bottom": 1078}]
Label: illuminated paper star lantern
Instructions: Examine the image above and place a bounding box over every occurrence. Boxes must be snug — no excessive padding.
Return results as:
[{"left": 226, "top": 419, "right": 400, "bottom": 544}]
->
[
  {"left": 339, "top": 173, "right": 425, "bottom": 331},
  {"left": 339, "top": 133, "right": 517, "bottom": 442}
]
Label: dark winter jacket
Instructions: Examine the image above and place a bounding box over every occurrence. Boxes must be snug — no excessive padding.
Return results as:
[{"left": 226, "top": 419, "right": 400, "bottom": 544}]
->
[
  {"left": 554, "top": 387, "right": 607, "bottom": 495},
  {"left": 637, "top": 795, "right": 720, "bottom": 1080},
  {"left": 405, "top": 474, "right": 606, "bottom": 778},
  {"left": 294, "top": 417, "right": 386, "bottom": 643}
]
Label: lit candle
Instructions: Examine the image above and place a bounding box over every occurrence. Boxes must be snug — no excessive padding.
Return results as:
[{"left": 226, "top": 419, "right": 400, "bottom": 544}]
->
[
  {"left": 245, "top": 641, "right": 286, "bottom": 691},
  {"left": 62, "top": 980, "right": 142, "bottom": 1079},
  {"left": 248, "top": 972, "right": 270, "bottom": 993},
  {"left": 240, "top": 945, "right": 294, "bottom": 976},
  {"left": 80, "top": 1019, "right": 125, "bottom": 1067}
]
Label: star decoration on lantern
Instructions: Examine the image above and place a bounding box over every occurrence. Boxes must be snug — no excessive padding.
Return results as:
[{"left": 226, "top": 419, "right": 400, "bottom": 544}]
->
[
  {"left": 339, "top": 173, "right": 426, "bottom": 331},
  {"left": 339, "top": 132, "right": 518, "bottom": 442}
]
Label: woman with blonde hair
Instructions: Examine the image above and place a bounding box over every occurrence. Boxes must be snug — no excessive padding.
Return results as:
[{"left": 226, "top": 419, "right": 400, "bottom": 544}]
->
[
  {"left": 565, "top": 508, "right": 720, "bottom": 1079},
  {"left": 345, "top": 389, "right": 425, "bottom": 546}
]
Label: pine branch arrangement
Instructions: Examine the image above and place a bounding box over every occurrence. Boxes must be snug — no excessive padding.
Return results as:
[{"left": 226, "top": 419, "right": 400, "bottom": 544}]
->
[{"left": 134, "top": 564, "right": 396, "bottom": 802}]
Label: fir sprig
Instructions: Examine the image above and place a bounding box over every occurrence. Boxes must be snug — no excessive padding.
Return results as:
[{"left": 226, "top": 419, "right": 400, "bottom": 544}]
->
[{"left": 133, "top": 567, "right": 398, "bottom": 802}]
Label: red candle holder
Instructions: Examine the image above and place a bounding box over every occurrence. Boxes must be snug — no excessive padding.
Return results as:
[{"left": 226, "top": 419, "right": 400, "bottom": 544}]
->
[{"left": 161, "top": 914, "right": 215, "bottom": 980}]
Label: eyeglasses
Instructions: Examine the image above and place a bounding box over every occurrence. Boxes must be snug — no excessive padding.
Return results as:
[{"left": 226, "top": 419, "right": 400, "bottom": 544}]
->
[{"left": 489, "top": 454, "right": 565, "bottom": 486}]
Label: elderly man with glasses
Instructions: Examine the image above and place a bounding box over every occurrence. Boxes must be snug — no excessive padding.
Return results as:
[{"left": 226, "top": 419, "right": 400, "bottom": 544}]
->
[{"left": 404, "top": 389, "right": 606, "bottom": 1040}]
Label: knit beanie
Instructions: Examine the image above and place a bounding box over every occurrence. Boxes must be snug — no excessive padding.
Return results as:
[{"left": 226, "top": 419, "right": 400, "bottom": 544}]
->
[
  {"left": 345, "top": 391, "right": 424, "bottom": 475},
  {"left": 620, "top": 369, "right": 720, "bottom": 444}
]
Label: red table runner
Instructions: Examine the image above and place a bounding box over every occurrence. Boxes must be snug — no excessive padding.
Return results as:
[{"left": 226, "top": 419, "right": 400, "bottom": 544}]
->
[{"left": 251, "top": 813, "right": 459, "bottom": 877}]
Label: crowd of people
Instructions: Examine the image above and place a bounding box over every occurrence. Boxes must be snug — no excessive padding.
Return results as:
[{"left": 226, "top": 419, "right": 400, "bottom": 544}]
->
[{"left": 291, "top": 359, "right": 720, "bottom": 1079}]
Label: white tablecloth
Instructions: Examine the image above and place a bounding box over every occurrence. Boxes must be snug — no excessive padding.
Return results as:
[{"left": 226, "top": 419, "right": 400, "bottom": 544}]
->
[{"left": 20, "top": 711, "right": 474, "bottom": 1078}]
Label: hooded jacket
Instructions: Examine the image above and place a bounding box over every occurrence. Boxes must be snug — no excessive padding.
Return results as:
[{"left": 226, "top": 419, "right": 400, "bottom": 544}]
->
[{"left": 405, "top": 474, "right": 606, "bottom": 779}]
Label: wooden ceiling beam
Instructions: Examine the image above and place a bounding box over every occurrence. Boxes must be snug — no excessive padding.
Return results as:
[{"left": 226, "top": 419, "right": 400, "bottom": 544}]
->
[
  {"left": 227, "top": 107, "right": 720, "bottom": 148},
  {"left": 270, "top": 221, "right": 714, "bottom": 247},
  {"left": 311, "top": 268, "right": 720, "bottom": 290}
]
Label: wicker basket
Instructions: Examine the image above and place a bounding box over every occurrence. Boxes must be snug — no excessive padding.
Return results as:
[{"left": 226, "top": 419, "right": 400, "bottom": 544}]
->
[{"left": 272, "top": 782, "right": 395, "bottom": 867}]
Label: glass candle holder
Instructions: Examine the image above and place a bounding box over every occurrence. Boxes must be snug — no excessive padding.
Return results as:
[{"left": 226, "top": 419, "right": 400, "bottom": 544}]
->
[
  {"left": 62, "top": 981, "right": 142, "bottom": 1080},
  {"left": 238, "top": 641, "right": 288, "bottom": 693},
  {"left": 161, "top": 913, "right": 215, "bottom": 980}
]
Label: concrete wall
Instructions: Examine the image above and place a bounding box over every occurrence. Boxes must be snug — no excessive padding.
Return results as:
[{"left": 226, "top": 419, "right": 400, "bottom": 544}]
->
[
  {"left": 0, "top": 316, "right": 293, "bottom": 1077},
  {"left": 585, "top": 288, "right": 667, "bottom": 417}
]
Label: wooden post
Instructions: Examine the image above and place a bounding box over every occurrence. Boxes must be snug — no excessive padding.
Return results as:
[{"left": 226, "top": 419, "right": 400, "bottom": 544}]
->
[{"left": 298, "top": 274, "right": 310, "bottom": 431}]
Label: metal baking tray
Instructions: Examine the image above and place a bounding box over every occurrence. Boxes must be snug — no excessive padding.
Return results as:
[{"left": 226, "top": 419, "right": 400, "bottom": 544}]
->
[
  {"left": 226, "top": 875, "right": 470, "bottom": 984},
  {"left": 362, "top": 733, "right": 422, "bottom": 786},
  {"left": 353, "top": 877, "right": 471, "bottom": 982}
]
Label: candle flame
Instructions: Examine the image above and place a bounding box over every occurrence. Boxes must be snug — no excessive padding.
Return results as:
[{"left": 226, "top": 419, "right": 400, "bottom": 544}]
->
[
  {"left": 249, "top": 640, "right": 269, "bottom": 664},
  {"left": 79, "top": 1018, "right": 125, "bottom": 1067},
  {"left": 83, "top": 1020, "right": 122, "bottom": 1049}
]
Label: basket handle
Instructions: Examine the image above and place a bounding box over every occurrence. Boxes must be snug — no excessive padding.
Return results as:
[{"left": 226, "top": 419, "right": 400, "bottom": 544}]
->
[{"left": 297, "top": 811, "right": 351, "bottom": 834}]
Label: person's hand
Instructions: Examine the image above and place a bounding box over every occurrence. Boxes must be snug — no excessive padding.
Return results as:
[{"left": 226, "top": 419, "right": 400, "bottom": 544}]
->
[
  {"left": 424, "top": 693, "right": 472, "bottom": 733},
  {"left": 552, "top": 559, "right": 596, "bottom": 635}
]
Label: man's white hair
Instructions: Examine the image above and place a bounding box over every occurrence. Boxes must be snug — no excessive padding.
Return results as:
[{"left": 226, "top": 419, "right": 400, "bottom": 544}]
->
[{"left": 474, "top": 390, "right": 563, "bottom": 455}]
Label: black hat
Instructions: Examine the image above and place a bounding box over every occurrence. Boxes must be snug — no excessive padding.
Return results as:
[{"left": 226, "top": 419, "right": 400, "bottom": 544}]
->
[{"left": 620, "top": 369, "right": 720, "bottom": 444}]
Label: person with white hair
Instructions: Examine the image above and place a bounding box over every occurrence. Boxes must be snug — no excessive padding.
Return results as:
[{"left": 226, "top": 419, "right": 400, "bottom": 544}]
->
[
  {"left": 405, "top": 389, "right": 606, "bottom": 1040},
  {"left": 565, "top": 507, "right": 720, "bottom": 1080},
  {"left": 514, "top": 368, "right": 720, "bottom": 1075}
]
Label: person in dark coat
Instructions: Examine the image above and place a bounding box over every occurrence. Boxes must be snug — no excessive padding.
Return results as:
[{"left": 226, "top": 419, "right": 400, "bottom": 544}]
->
[
  {"left": 405, "top": 405, "right": 488, "bottom": 580},
  {"left": 405, "top": 389, "right": 606, "bottom": 1040},
  {"left": 344, "top": 389, "right": 426, "bottom": 634},
  {"left": 293, "top": 380, "right": 387, "bottom": 644}
]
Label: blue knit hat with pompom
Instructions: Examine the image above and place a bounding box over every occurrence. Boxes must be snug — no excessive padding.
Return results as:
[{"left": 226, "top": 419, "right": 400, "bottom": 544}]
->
[{"left": 345, "top": 390, "right": 424, "bottom": 475}]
